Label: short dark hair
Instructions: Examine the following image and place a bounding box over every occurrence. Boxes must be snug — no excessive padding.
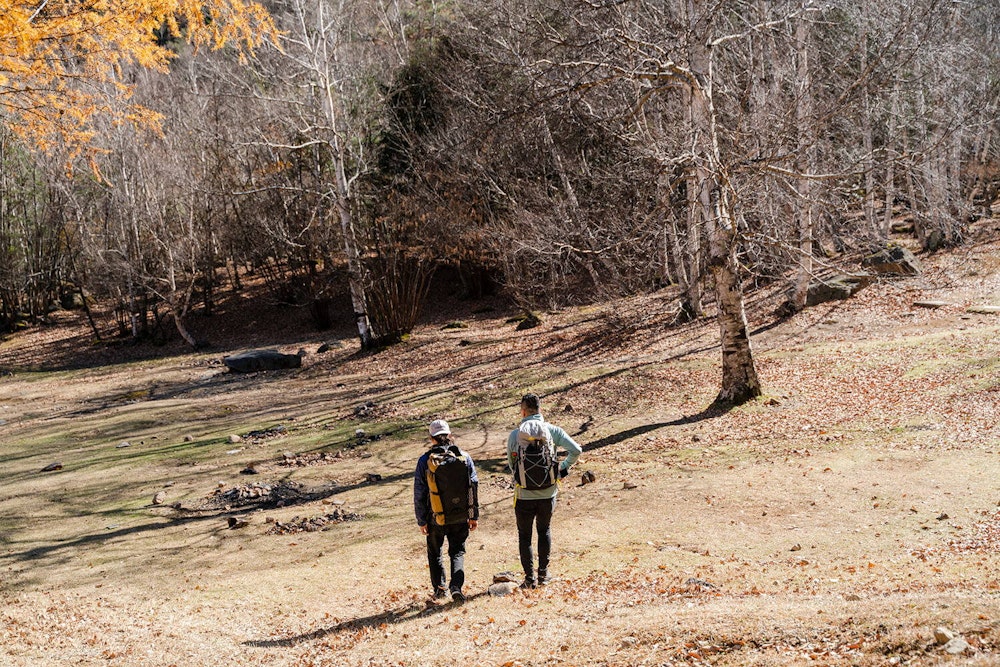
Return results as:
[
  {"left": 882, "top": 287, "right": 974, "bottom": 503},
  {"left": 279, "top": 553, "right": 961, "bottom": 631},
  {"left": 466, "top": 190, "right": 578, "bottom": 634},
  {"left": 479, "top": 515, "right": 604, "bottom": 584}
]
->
[{"left": 520, "top": 393, "right": 540, "bottom": 413}]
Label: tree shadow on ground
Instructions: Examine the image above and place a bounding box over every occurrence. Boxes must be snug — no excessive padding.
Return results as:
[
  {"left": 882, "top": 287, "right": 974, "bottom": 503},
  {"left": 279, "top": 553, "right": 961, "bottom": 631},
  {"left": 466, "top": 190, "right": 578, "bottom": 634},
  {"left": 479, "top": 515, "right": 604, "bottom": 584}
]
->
[
  {"left": 243, "top": 592, "right": 489, "bottom": 648},
  {"left": 581, "top": 405, "right": 728, "bottom": 454}
]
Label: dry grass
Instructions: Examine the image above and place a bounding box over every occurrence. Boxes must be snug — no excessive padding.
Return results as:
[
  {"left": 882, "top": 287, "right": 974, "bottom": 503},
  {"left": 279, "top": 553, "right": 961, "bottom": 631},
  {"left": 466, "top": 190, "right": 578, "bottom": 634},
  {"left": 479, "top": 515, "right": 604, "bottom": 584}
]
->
[{"left": 1, "top": 228, "right": 999, "bottom": 666}]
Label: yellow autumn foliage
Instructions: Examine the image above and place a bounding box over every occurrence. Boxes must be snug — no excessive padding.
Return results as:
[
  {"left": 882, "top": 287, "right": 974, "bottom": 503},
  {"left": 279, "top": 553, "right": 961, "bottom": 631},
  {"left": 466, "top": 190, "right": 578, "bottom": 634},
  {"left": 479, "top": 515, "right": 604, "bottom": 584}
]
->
[{"left": 0, "top": 0, "right": 277, "bottom": 156}]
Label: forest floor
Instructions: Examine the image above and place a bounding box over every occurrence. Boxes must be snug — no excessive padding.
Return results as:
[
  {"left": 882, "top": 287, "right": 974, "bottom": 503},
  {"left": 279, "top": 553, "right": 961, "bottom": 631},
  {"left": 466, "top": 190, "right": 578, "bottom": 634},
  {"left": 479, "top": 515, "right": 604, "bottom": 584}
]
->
[{"left": 1, "top": 220, "right": 999, "bottom": 666}]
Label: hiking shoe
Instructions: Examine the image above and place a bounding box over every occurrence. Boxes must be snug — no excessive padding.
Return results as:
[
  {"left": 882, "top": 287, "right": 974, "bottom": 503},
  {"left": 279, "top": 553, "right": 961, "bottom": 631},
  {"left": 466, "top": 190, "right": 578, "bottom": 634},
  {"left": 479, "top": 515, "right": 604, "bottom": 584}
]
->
[
  {"left": 433, "top": 587, "right": 449, "bottom": 600},
  {"left": 537, "top": 570, "right": 551, "bottom": 586},
  {"left": 520, "top": 577, "right": 536, "bottom": 589},
  {"left": 451, "top": 589, "right": 466, "bottom": 603}
]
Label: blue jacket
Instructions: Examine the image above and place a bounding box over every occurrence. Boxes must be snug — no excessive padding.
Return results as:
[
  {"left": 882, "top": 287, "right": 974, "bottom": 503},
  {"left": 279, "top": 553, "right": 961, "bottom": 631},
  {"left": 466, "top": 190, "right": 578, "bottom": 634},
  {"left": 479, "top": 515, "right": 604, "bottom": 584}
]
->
[
  {"left": 414, "top": 445, "right": 480, "bottom": 527},
  {"left": 506, "top": 414, "right": 582, "bottom": 500}
]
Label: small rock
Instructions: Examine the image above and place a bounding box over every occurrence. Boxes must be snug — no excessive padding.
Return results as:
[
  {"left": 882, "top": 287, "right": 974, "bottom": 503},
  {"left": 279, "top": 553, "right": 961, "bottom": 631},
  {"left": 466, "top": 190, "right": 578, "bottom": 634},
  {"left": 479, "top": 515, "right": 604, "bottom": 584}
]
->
[
  {"left": 40, "top": 462, "right": 63, "bottom": 472},
  {"left": 844, "top": 593, "right": 862, "bottom": 602},
  {"left": 623, "top": 481, "right": 638, "bottom": 490},
  {"left": 217, "top": 480, "right": 227, "bottom": 488},
  {"left": 685, "top": 577, "right": 717, "bottom": 590},
  {"left": 163, "top": 481, "right": 175, "bottom": 487},
  {"left": 227, "top": 516, "right": 250, "bottom": 529},
  {"left": 317, "top": 343, "right": 331, "bottom": 353},
  {"left": 365, "top": 473, "right": 382, "bottom": 483},
  {"left": 620, "top": 637, "right": 638, "bottom": 648},
  {"left": 563, "top": 403, "right": 574, "bottom": 413},
  {"left": 152, "top": 491, "right": 167, "bottom": 505},
  {"left": 183, "top": 435, "right": 194, "bottom": 442},
  {"left": 116, "top": 441, "right": 131, "bottom": 449},
  {"left": 493, "top": 571, "right": 520, "bottom": 584},
  {"left": 241, "top": 465, "right": 259, "bottom": 475},
  {"left": 228, "top": 434, "right": 242, "bottom": 444},
  {"left": 790, "top": 543, "right": 802, "bottom": 551},
  {"left": 936, "top": 512, "right": 949, "bottom": 521},
  {"left": 354, "top": 401, "right": 376, "bottom": 417},
  {"left": 580, "top": 470, "right": 596, "bottom": 485},
  {"left": 934, "top": 627, "right": 956, "bottom": 645},
  {"left": 943, "top": 637, "right": 972, "bottom": 655},
  {"left": 488, "top": 582, "right": 518, "bottom": 597},
  {"left": 913, "top": 300, "right": 949, "bottom": 309},
  {"left": 967, "top": 305, "right": 1000, "bottom": 315}
]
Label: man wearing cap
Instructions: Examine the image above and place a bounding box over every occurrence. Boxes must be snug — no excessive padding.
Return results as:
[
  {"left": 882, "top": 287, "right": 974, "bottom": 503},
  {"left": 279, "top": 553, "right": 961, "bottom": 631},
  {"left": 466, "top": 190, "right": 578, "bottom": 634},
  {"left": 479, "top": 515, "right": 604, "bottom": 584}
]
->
[
  {"left": 413, "top": 419, "right": 479, "bottom": 602},
  {"left": 506, "top": 393, "right": 582, "bottom": 588}
]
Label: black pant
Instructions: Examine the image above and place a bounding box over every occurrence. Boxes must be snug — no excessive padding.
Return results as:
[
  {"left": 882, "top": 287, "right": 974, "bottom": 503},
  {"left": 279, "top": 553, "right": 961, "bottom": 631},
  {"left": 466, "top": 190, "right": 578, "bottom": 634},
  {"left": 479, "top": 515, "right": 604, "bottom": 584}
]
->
[
  {"left": 515, "top": 496, "right": 556, "bottom": 578},
  {"left": 426, "top": 522, "right": 470, "bottom": 593}
]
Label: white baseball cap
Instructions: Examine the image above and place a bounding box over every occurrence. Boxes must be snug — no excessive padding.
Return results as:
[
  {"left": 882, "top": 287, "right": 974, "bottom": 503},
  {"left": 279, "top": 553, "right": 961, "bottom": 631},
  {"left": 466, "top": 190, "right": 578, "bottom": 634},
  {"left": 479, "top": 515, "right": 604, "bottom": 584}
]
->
[{"left": 429, "top": 419, "right": 451, "bottom": 437}]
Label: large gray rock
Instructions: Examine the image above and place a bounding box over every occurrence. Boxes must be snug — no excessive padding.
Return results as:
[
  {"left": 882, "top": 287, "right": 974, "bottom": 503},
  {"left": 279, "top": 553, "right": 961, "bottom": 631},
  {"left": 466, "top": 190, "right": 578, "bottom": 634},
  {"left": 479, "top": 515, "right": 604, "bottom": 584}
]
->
[
  {"left": 223, "top": 349, "right": 302, "bottom": 373},
  {"left": 805, "top": 274, "right": 871, "bottom": 307},
  {"left": 862, "top": 245, "right": 922, "bottom": 276}
]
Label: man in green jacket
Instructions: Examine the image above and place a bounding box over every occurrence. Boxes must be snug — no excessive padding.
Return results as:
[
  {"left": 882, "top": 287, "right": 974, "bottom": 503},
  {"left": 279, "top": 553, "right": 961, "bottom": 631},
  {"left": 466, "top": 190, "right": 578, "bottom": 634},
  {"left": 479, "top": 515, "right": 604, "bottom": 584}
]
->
[{"left": 506, "top": 393, "right": 582, "bottom": 588}]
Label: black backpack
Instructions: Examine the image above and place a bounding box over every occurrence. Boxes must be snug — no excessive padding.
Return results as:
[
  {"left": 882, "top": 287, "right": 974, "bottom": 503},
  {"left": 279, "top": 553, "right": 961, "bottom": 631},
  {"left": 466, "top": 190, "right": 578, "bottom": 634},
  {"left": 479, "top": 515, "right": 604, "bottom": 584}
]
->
[
  {"left": 426, "top": 445, "right": 473, "bottom": 526},
  {"left": 513, "top": 421, "right": 558, "bottom": 490}
]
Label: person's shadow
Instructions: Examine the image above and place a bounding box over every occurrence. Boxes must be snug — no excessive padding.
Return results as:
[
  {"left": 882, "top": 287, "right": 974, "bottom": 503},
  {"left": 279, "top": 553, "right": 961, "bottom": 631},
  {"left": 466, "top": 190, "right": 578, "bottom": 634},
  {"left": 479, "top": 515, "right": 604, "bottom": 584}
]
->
[{"left": 243, "top": 591, "right": 489, "bottom": 648}]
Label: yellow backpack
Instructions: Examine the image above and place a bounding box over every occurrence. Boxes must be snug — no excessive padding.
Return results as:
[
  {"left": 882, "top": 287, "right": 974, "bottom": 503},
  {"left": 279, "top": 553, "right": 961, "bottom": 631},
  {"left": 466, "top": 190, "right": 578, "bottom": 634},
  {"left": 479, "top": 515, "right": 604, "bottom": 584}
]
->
[{"left": 426, "top": 444, "right": 473, "bottom": 526}]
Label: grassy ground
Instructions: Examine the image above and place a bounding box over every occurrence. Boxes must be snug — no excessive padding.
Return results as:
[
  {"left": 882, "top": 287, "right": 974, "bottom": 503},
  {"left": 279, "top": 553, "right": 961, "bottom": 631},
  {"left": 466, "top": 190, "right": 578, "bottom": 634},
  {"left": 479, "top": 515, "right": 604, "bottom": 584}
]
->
[{"left": 1, "top": 229, "right": 999, "bottom": 666}]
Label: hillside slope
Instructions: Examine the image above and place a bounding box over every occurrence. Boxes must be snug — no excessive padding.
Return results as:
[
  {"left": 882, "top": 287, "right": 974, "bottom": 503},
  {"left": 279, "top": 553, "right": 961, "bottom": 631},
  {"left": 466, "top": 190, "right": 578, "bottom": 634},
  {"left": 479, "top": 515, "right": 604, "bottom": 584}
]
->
[{"left": 0, "top": 226, "right": 998, "bottom": 666}]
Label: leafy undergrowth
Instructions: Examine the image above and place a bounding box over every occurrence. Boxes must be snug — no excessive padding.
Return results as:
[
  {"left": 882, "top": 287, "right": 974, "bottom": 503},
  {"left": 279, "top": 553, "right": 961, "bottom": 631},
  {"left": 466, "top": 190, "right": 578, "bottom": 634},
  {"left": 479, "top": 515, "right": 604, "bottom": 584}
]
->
[{"left": 0, "top": 229, "right": 999, "bottom": 666}]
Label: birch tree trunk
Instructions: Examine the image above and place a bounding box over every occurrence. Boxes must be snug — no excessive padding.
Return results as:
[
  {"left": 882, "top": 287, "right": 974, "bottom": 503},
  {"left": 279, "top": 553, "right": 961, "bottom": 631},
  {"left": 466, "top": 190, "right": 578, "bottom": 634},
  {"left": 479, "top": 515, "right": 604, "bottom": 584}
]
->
[
  {"left": 687, "top": 0, "right": 762, "bottom": 405},
  {"left": 279, "top": 0, "right": 375, "bottom": 349}
]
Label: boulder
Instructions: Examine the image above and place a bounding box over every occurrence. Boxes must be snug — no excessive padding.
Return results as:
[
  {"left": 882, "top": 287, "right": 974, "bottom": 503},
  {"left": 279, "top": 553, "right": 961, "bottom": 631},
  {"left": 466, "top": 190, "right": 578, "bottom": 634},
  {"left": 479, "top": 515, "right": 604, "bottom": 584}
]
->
[
  {"left": 223, "top": 349, "right": 303, "bottom": 373},
  {"left": 805, "top": 274, "right": 872, "bottom": 307},
  {"left": 515, "top": 311, "right": 542, "bottom": 331},
  {"left": 862, "top": 244, "right": 922, "bottom": 276}
]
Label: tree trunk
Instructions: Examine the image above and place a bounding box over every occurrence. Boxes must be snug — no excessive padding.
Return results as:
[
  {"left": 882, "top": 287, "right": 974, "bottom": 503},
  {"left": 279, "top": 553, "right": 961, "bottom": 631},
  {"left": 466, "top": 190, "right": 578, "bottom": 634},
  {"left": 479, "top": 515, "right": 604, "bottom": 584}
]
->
[
  {"left": 687, "top": 0, "right": 762, "bottom": 405},
  {"left": 791, "top": 13, "right": 814, "bottom": 311},
  {"left": 710, "top": 228, "right": 762, "bottom": 405},
  {"left": 313, "top": 17, "right": 375, "bottom": 350},
  {"left": 336, "top": 191, "right": 375, "bottom": 349}
]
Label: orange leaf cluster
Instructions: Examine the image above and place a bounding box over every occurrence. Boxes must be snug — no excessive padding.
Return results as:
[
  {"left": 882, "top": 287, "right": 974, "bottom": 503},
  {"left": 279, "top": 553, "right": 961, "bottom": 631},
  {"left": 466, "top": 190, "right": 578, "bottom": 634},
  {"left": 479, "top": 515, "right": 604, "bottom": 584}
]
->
[{"left": 0, "top": 0, "right": 276, "bottom": 156}]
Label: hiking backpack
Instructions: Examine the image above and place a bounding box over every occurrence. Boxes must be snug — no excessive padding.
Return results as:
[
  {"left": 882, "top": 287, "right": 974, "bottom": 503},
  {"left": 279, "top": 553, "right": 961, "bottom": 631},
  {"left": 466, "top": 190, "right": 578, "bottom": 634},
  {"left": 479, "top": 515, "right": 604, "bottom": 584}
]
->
[
  {"left": 513, "top": 420, "right": 558, "bottom": 490},
  {"left": 426, "top": 444, "right": 473, "bottom": 526}
]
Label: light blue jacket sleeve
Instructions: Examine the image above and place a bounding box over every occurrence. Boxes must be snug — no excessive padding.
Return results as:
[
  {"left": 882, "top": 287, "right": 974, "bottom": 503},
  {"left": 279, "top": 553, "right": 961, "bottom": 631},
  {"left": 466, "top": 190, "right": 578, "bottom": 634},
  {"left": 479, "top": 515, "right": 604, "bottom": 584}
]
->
[
  {"left": 547, "top": 424, "right": 582, "bottom": 472},
  {"left": 506, "top": 429, "right": 518, "bottom": 472}
]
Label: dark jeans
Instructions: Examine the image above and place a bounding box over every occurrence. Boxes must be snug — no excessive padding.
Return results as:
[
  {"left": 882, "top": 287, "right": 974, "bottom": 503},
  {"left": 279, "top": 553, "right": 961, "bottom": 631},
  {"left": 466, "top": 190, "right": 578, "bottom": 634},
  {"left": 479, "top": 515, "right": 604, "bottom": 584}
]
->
[
  {"left": 426, "top": 522, "right": 470, "bottom": 593},
  {"left": 514, "top": 496, "right": 556, "bottom": 578}
]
